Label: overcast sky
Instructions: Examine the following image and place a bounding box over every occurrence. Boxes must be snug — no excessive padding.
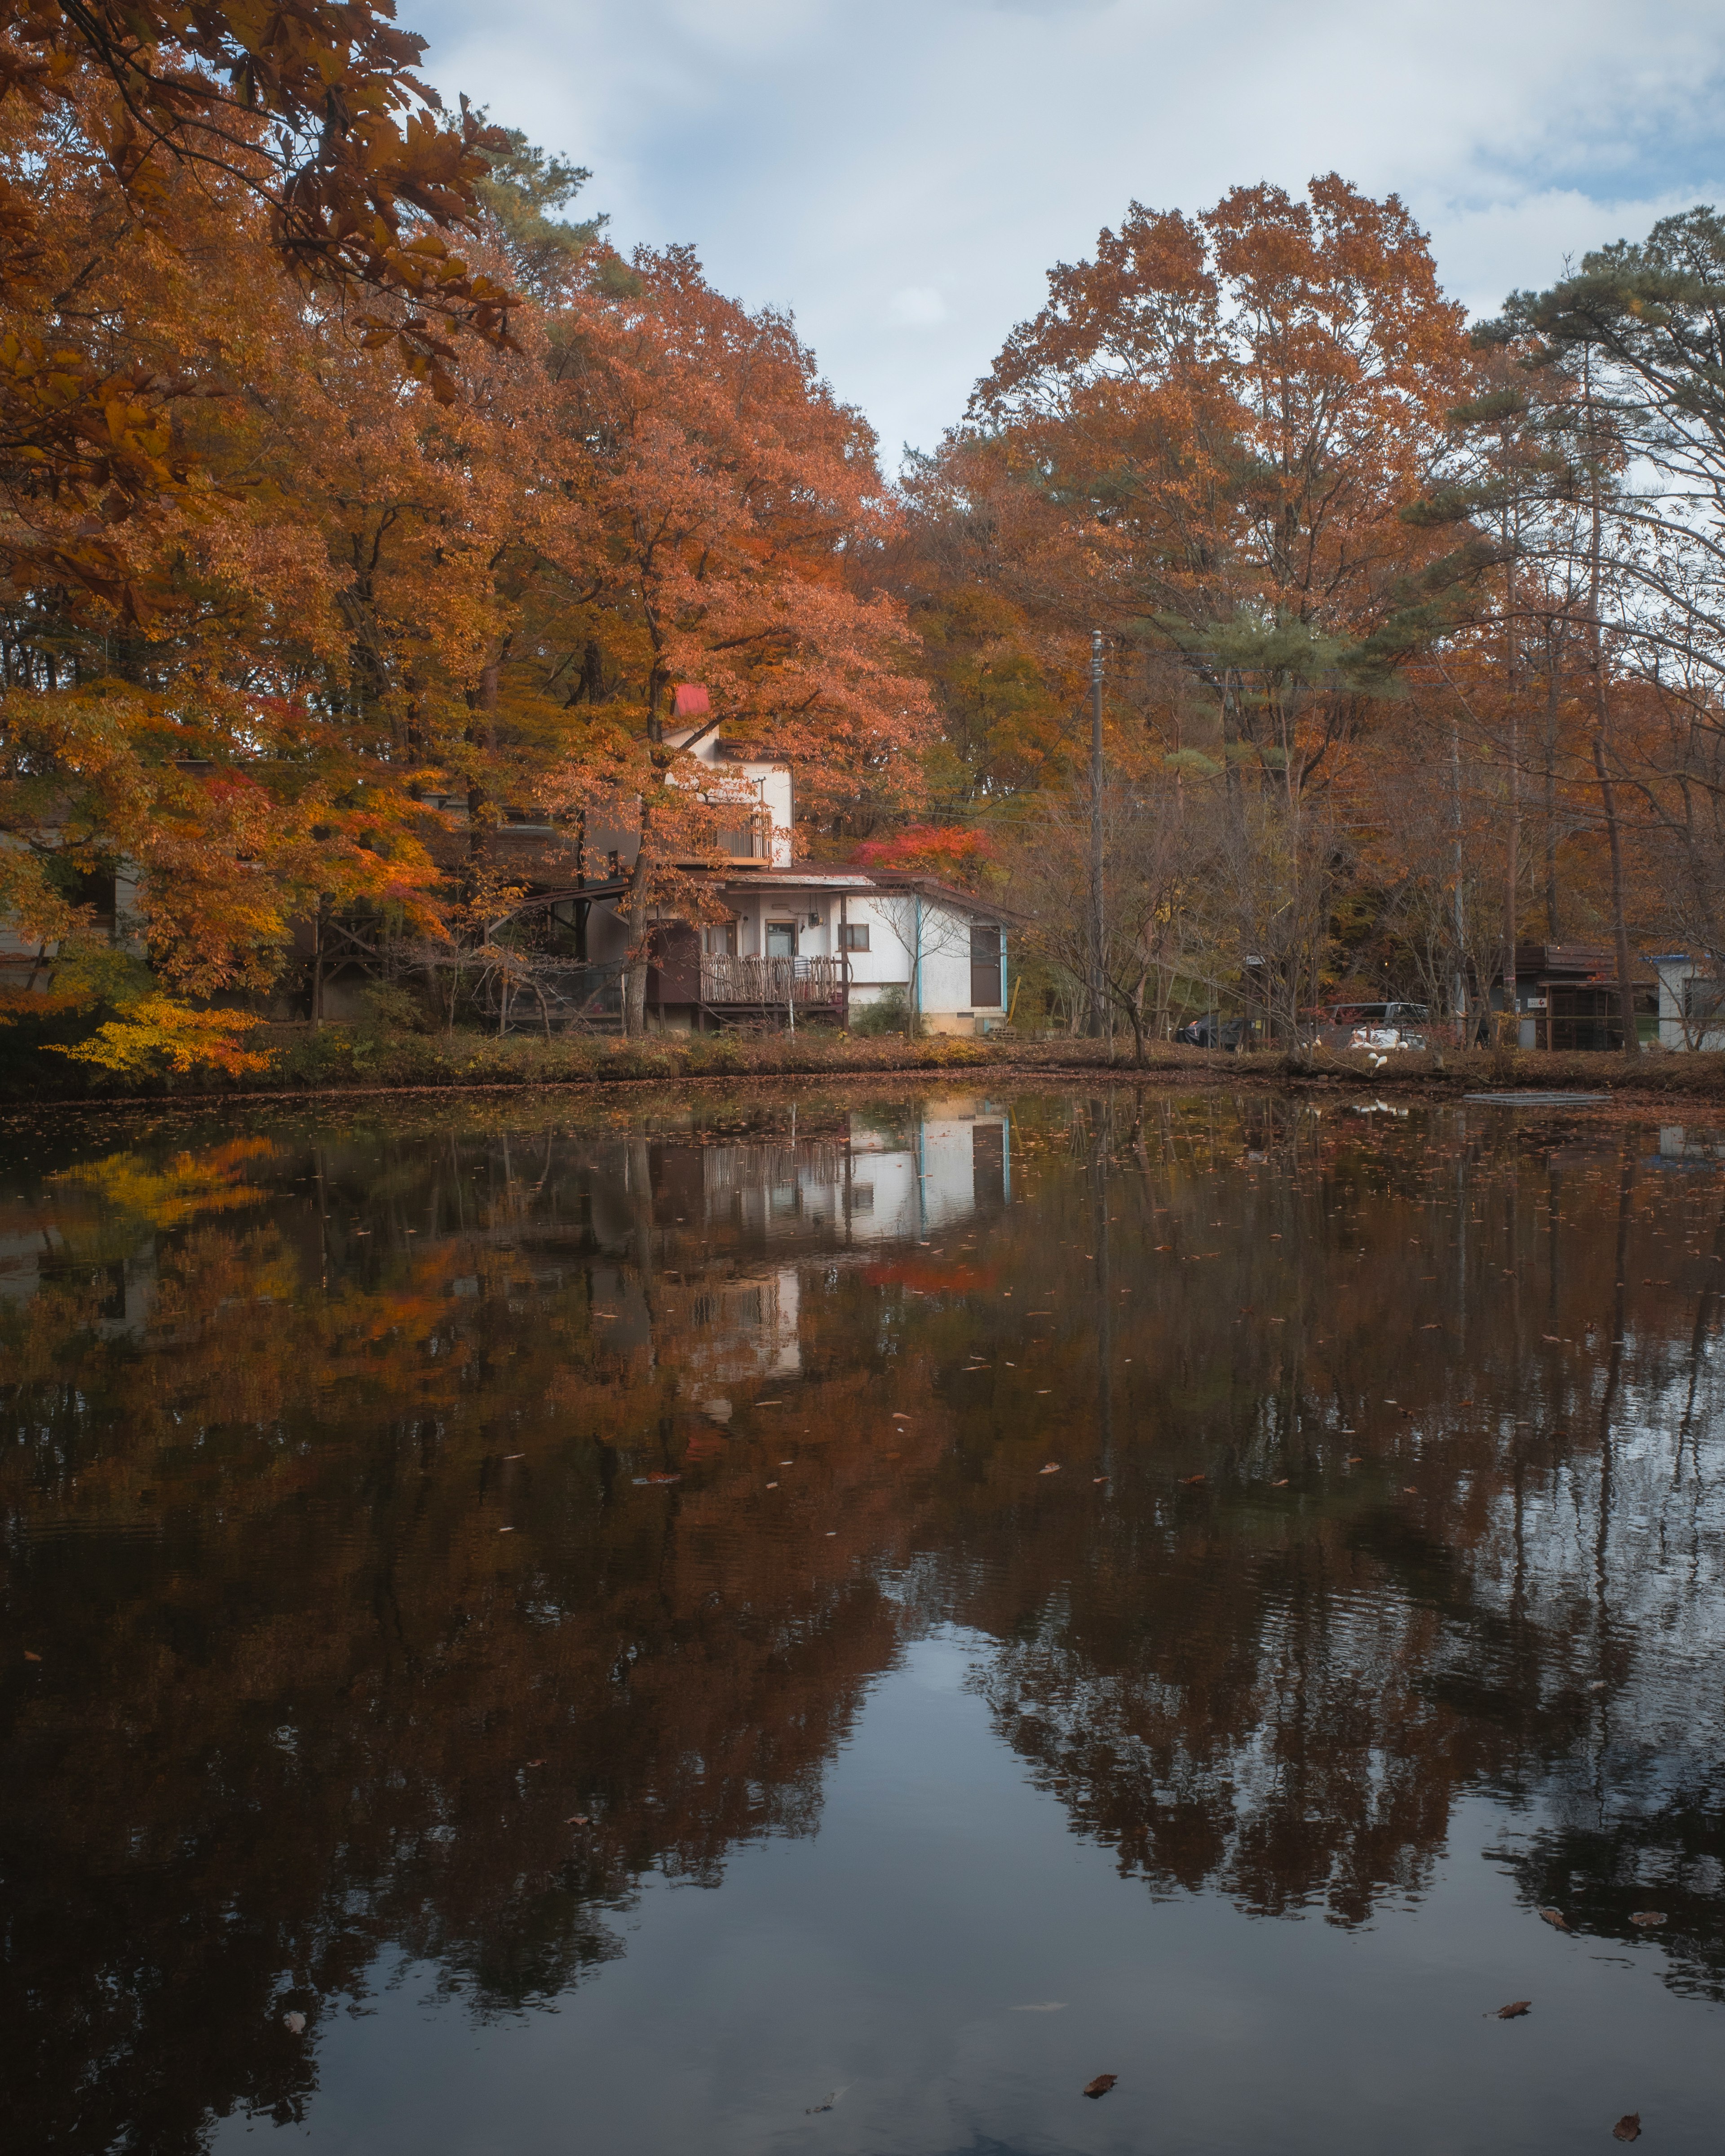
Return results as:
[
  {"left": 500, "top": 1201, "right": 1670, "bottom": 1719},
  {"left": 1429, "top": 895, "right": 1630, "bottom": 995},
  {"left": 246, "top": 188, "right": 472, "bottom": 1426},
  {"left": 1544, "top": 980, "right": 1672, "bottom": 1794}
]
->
[{"left": 412, "top": 0, "right": 1725, "bottom": 472}]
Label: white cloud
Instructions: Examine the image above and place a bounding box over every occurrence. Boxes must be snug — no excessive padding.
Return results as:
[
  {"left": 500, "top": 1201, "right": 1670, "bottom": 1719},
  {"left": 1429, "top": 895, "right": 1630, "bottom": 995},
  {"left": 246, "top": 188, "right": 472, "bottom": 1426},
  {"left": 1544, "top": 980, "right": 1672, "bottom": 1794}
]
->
[{"left": 415, "top": 0, "right": 1725, "bottom": 466}]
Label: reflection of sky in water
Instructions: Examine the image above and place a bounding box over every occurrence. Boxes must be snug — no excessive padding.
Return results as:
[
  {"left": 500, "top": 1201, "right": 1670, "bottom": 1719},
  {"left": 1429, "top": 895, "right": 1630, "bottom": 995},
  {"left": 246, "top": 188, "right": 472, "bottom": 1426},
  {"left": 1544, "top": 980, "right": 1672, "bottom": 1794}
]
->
[
  {"left": 4, "top": 1092, "right": 1725, "bottom": 2154},
  {"left": 209, "top": 1644, "right": 1724, "bottom": 2156}
]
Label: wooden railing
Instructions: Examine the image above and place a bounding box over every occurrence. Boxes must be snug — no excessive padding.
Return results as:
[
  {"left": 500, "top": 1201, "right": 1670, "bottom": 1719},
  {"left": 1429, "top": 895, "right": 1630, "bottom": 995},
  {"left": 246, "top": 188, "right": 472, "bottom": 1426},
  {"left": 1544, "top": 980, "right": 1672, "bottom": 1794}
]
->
[{"left": 700, "top": 954, "right": 844, "bottom": 1004}]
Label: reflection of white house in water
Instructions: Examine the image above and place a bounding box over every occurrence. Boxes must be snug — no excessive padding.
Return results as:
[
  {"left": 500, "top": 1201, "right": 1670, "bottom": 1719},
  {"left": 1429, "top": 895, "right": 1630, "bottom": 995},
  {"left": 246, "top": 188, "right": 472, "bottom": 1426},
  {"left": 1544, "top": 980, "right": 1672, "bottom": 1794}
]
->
[
  {"left": 0, "top": 1223, "right": 157, "bottom": 1338},
  {"left": 1654, "top": 1125, "right": 1725, "bottom": 1166},
  {"left": 677, "top": 1268, "right": 803, "bottom": 1411},
  {"left": 699, "top": 1099, "right": 1010, "bottom": 1244},
  {"left": 675, "top": 1100, "right": 1011, "bottom": 1404}
]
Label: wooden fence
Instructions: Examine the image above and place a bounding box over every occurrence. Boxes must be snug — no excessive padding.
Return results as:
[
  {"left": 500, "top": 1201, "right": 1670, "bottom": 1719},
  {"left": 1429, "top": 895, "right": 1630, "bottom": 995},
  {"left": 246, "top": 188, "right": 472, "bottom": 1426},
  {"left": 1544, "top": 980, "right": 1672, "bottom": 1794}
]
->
[{"left": 699, "top": 954, "right": 844, "bottom": 1005}]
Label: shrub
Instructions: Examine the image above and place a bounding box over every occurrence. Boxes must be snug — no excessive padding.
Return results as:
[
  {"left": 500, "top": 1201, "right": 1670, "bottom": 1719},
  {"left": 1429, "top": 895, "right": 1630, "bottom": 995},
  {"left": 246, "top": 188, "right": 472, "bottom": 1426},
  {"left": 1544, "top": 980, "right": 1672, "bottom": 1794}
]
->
[{"left": 849, "top": 987, "right": 911, "bottom": 1037}]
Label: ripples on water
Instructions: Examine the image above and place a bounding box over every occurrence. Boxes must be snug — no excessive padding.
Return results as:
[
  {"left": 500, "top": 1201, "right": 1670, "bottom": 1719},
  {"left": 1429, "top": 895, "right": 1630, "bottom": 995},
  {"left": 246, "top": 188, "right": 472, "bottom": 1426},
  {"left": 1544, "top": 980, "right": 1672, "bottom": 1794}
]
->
[{"left": 3, "top": 1087, "right": 1724, "bottom": 2154}]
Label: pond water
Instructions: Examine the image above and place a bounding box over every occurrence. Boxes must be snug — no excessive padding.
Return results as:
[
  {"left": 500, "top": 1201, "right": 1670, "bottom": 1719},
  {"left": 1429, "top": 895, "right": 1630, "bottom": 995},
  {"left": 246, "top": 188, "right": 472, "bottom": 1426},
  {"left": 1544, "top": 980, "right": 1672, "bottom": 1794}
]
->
[{"left": 4, "top": 1086, "right": 1725, "bottom": 2155}]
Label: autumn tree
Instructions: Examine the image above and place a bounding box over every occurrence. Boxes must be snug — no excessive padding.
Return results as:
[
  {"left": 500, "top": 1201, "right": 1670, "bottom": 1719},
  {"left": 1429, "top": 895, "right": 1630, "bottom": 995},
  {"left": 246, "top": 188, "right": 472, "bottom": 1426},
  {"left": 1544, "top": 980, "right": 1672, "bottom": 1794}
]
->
[
  {"left": 1007, "top": 772, "right": 1211, "bottom": 1057},
  {"left": 532, "top": 245, "right": 932, "bottom": 1034},
  {"left": 954, "top": 176, "right": 1482, "bottom": 785},
  {"left": 0, "top": 0, "right": 513, "bottom": 591}
]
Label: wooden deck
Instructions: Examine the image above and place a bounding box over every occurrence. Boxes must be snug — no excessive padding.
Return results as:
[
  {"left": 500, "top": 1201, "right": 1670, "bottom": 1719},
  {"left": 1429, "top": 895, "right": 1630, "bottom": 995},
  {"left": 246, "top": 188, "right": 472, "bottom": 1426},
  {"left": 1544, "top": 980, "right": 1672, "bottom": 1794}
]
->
[{"left": 699, "top": 954, "right": 845, "bottom": 1006}]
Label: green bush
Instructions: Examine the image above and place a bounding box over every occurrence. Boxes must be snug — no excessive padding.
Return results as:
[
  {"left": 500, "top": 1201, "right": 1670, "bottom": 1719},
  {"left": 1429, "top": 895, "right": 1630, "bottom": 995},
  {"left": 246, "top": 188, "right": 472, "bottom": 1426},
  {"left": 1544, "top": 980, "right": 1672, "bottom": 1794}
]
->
[
  {"left": 355, "top": 981, "right": 434, "bottom": 1036},
  {"left": 849, "top": 987, "right": 912, "bottom": 1037}
]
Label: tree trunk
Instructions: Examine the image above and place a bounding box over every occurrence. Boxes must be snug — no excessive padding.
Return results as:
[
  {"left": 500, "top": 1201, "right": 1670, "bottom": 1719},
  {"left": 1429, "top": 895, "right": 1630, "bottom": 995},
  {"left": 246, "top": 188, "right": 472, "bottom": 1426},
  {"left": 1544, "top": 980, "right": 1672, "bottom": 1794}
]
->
[
  {"left": 1127, "top": 973, "right": 1147, "bottom": 1068},
  {"left": 622, "top": 850, "right": 650, "bottom": 1040},
  {"left": 1593, "top": 710, "right": 1640, "bottom": 1058},
  {"left": 1583, "top": 360, "right": 1637, "bottom": 1059},
  {"left": 465, "top": 646, "right": 505, "bottom": 870},
  {"left": 1544, "top": 624, "right": 1562, "bottom": 940}
]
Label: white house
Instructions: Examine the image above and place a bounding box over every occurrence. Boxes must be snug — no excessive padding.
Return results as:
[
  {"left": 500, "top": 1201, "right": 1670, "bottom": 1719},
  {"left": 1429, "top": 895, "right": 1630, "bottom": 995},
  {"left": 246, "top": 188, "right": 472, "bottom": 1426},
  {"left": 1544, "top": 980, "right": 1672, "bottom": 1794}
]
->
[
  {"left": 1650, "top": 953, "right": 1725, "bottom": 1050},
  {"left": 607, "top": 861, "right": 1010, "bottom": 1035},
  {"left": 4, "top": 689, "right": 1012, "bottom": 1034},
  {"left": 485, "top": 697, "right": 1012, "bottom": 1034}
]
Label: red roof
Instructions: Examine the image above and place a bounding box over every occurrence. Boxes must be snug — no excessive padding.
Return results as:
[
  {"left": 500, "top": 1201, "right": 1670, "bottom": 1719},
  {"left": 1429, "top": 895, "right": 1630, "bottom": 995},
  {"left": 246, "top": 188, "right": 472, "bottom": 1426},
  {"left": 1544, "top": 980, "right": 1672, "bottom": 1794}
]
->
[{"left": 672, "top": 683, "right": 711, "bottom": 718}]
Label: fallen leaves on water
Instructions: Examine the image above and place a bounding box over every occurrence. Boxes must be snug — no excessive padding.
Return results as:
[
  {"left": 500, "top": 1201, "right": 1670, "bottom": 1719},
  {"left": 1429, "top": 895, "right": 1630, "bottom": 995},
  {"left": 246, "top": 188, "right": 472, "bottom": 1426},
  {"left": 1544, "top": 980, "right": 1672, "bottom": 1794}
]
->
[
  {"left": 1540, "top": 1908, "right": 1574, "bottom": 1932},
  {"left": 1630, "top": 1912, "right": 1668, "bottom": 1928},
  {"left": 1180, "top": 1473, "right": 1206, "bottom": 1486},
  {"left": 632, "top": 1472, "right": 681, "bottom": 1485},
  {"left": 565, "top": 1814, "right": 591, "bottom": 1825},
  {"left": 24, "top": 1651, "right": 40, "bottom": 1662},
  {"left": 1613, "top": 2115, "right": 1641, "bottom": 2143},
  {"left": 1039, "top": 1463, "right": 1061, "bottom": 1474},
  {"left": 282, "top": 2011, "right": 306, "bottom": 2035},
  {"left": 1083, "top": 2074, "right": 1118, "bottom": 2100},
  {"left": 1495, "top": 2000, "right": 1532, "bottom": 2019},
  {"left": 1271, "top": 1478, "right": 1290, "bottom": 1487},
  {"left": 806, "top": 2093, "right": 836, "bottom": 2115},
  {"left": 525, "top": 1759, "right": 544, "bottom": 1768}
]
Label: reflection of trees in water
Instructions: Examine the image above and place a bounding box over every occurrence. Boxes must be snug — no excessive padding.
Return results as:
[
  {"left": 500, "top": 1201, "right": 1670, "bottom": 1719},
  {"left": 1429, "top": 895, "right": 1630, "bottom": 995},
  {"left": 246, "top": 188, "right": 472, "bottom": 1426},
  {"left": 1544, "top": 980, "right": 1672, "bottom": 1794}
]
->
[
  {"left": 0, "top": 1109, "right": 902, "bottom": 2152},
  {"left": 4, "top": 1092, "right": 1725, "bottom": 2145},
  {"left": 1506, "top": 1770, "right": 1725, "bottom": 2000},
  {"left": 957, "top": 1104, "right": 1725, "bottom": 1949},
  {"left": 969, "top": 1522, "right": 1582, "bottom": 1926},
  {"left": 946, "top": 1096, "right": 1725, "bottom": 1952}
]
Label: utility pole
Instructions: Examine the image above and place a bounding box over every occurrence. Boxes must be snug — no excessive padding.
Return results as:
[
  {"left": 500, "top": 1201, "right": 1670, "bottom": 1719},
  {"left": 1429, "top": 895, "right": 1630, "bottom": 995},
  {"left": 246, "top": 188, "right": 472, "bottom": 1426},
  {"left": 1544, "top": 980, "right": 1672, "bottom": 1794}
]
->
[{"left": 1089, "top": 629, "right": 1105, "bottom": 1039}]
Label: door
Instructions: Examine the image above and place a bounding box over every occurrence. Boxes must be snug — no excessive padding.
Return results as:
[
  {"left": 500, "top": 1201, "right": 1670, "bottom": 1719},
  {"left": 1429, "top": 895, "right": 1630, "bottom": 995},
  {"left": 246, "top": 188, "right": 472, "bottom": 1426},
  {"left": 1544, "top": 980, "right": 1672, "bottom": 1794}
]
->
[{"left": 969, "top": 925, "right": 1002, "bottom": 1008}]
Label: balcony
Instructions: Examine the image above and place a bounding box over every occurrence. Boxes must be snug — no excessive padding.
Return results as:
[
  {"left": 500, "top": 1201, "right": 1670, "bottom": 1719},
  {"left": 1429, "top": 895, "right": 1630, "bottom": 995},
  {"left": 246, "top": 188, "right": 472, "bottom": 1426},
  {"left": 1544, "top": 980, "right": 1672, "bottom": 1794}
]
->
[{"left": 700, "top": 954, "right": 845, "bottom": 1005}]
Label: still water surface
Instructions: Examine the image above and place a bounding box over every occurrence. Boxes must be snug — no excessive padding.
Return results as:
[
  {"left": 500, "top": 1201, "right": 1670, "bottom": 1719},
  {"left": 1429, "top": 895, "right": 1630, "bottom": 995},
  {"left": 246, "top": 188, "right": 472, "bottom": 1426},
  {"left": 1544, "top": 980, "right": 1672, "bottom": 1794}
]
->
[{"left": 4, "top": 1087, "right": 1725, "bottom": 2154}]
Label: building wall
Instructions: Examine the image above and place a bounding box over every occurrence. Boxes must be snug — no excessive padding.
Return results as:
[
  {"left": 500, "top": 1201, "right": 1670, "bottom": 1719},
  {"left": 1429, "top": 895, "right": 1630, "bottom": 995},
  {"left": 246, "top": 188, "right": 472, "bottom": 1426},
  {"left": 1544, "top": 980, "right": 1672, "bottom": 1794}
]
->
[
  {"left": 1655, "top": 962, "right": 1725, "bottom": 1051},
  {"left": 836, "top": 893, "right": 1006, "bottom": 1031},
  {"left": 678, "top": 736, "right": 793, "bottom": 865},
  {"left": 584, "top": 878, "right": 1008, "bottom": 1032},
  {"left": 0, "top": 845, "right": 144, "bottom": 974}
]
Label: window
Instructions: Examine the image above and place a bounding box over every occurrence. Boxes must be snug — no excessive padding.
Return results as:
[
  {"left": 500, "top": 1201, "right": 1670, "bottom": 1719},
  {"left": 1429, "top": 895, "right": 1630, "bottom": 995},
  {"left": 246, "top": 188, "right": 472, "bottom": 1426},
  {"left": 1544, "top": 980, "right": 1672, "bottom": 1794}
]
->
[
  {"left": 701, "top": 923, "right": 738, "bottom": 956},
  {"left": 839, "top": 922, "right": 870, "bottom": 951},
  {"left": 766, "top": 922, "right": 797, "bottom": 957}
]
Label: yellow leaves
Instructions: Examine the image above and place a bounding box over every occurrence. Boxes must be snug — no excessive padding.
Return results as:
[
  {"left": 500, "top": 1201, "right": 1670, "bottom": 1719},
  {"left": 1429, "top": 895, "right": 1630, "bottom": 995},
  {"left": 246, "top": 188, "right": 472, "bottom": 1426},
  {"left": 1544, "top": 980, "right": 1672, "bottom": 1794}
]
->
[
  {"left": 49, "top": 994, "right": 270, "bottom": 1077},
  {"left": 51, "top": 1138, "right": 279, "bottom": 1228}
]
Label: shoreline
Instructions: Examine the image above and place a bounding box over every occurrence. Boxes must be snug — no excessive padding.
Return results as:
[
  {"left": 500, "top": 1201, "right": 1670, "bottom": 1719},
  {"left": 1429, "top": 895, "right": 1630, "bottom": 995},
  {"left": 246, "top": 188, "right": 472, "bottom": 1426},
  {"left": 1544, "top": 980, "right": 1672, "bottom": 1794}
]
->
[{"left": 6, "top": 1034, "right": 1725, "bottom": 1120}]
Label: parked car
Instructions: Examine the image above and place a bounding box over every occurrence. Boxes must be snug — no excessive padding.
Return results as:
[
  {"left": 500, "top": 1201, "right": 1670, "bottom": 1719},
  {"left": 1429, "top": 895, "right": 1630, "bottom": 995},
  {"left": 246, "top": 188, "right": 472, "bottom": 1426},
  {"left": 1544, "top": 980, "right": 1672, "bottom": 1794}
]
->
[{"left": 1175, "top": 1014, "right": 1247, "bottom": 1050}]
